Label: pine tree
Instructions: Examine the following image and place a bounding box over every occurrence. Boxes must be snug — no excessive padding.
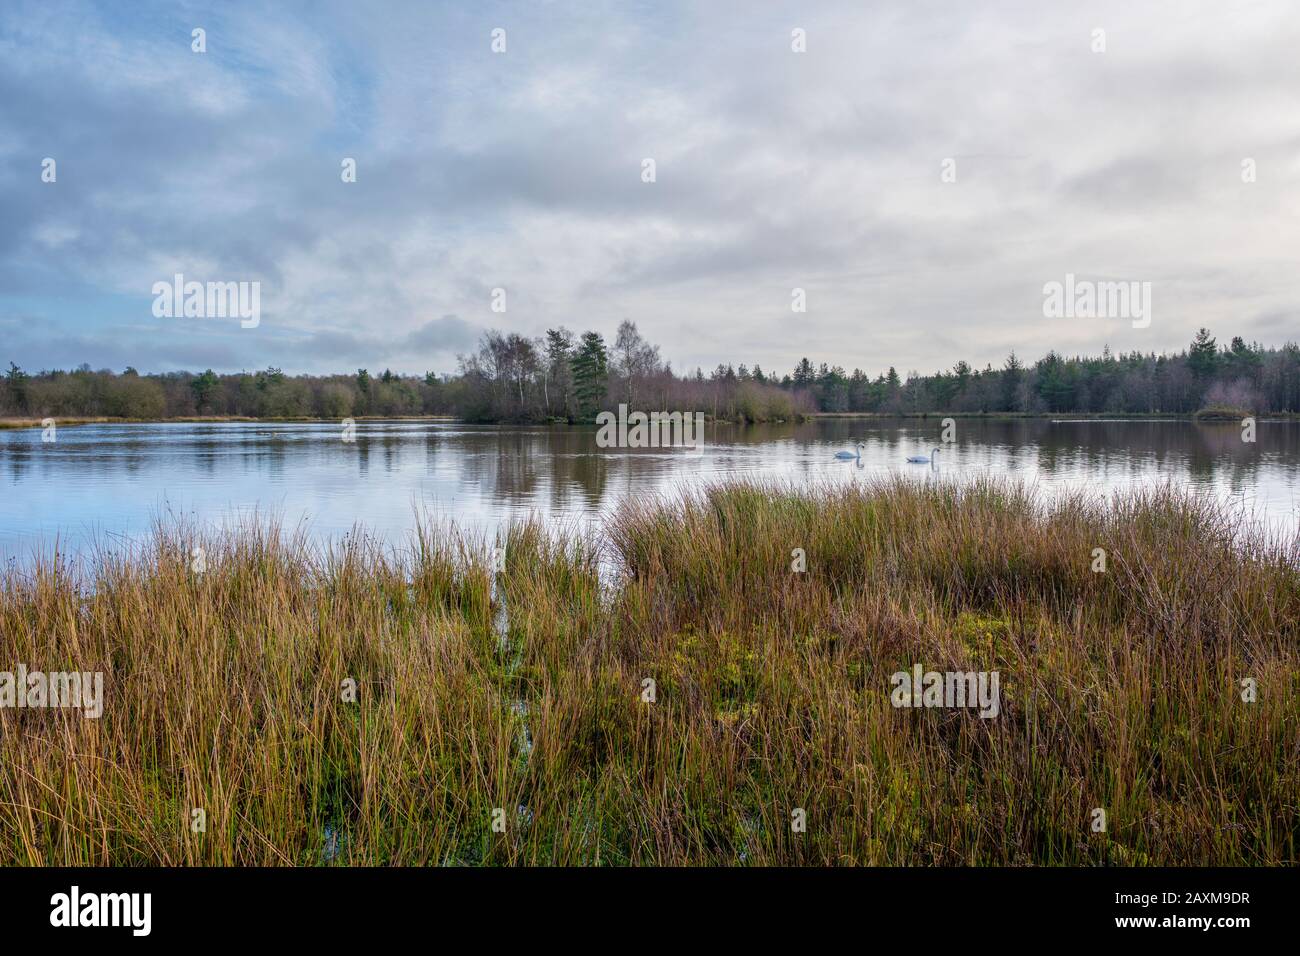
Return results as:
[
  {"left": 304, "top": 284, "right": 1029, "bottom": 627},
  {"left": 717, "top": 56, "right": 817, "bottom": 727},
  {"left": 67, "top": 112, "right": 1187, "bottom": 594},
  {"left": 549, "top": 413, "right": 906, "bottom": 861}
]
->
[
  {"left": 1002, "top": 352, "right": 1023, "bottom": 410},
  {"left": 571, "top": 332, "right": 608, "bottom": 422},
  {"left": 1188, "top": 328, "right": 1218, "bottom": 378},
  {"left": 5, "top": 362, "right": 28, "bottom": 412},
  {"left": 792, "top": 358, "right": 815, "bottom": 387}
]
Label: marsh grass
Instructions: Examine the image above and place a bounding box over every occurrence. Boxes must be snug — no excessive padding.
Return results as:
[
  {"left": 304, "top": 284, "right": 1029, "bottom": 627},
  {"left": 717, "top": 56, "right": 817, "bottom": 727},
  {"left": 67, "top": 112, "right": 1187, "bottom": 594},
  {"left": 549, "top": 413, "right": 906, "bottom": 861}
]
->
[{"left": 1, "top": 478, "right": 1297, "bottom": 865}]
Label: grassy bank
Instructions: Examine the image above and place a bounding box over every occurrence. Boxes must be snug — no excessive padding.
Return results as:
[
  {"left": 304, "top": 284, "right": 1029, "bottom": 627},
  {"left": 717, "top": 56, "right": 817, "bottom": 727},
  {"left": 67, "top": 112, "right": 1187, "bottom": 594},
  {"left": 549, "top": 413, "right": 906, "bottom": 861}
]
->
[{"left": 1, "top": 479, "right": 1297, "bottom": 865}]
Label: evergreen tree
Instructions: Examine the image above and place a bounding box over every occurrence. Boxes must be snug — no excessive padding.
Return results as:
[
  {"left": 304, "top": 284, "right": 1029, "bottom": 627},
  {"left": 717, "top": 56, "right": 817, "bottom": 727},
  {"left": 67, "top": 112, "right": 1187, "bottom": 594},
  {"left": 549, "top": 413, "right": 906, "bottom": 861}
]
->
[
  {"left": 792, "top": 358, "right": 815, "bottom": 388},
  {"left": 5, "top": 362, "right": 28, "bottom": 411},
  {"left": 571, "top": 331, "right": 608, "bottom": 421},
  {"left": 1188, "top": 328, "right": 1218, "bottom": 378},
  {"left": 1002, "top": 352, "right": 1023, "bottom": 410},
  {"left": 1034, "top": 351, "right": 1075, "bottom": 412}
]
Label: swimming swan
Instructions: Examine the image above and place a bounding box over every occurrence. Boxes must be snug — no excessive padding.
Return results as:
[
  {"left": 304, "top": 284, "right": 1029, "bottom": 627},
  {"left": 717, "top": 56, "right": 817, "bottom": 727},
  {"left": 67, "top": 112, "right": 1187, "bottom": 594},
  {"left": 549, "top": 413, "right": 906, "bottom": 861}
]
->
[
  {"left": 835, "top": 443, "right": 864, "bottom": 460},
  {"left": 906, "top": 447, "right": 941, "bottom": 464}
]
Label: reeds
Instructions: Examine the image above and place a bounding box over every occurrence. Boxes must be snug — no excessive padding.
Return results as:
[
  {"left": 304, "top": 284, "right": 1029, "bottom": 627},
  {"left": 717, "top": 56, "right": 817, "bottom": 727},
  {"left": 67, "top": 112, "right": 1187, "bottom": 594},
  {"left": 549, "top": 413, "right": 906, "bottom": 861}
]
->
[{"left": 1, "top": 478, "right": 1296, "bottom": 865}]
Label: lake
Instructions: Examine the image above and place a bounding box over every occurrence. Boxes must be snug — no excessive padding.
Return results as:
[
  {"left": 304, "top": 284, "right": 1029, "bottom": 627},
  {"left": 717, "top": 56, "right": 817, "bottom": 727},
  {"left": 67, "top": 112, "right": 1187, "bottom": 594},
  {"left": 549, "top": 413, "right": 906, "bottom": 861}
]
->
[{"left": 2, "top": 417, "right": 1298, "bottom": 560}]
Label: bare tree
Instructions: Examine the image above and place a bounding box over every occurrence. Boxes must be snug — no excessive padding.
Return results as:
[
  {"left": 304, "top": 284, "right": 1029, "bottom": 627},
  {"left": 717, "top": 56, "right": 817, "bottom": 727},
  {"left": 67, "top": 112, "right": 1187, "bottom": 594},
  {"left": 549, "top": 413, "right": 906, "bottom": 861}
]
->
[{"left": 613, "top": 320, "right": 661, "bottom": 409}]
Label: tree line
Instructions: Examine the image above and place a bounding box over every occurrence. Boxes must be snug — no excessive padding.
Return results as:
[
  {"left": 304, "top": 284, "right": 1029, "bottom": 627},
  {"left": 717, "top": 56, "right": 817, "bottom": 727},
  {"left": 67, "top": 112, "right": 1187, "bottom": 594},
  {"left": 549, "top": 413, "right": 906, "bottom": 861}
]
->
[
  {"left": 3, "top": 326, "right": 1296, "bottom": 422},
  {"left": 790, "top": 329, "right": 1298, "bottom": 415}
]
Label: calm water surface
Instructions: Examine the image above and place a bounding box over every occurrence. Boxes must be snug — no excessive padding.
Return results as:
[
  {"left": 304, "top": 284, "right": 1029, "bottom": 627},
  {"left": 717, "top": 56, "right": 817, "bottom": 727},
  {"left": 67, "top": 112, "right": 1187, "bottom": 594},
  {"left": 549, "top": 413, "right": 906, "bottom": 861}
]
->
[{"left": 2, "top": 418, "right": 1298, "bottom": 559}]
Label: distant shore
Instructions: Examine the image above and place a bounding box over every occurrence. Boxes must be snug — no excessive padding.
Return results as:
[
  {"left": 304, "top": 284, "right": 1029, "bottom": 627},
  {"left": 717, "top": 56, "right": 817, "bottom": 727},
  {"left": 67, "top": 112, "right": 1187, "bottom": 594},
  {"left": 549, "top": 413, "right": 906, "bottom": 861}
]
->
[
  {"left": 2, "top": 408, "right": 1289, "bottom": 431},
  {"left": 0, "top": 414, "right": 458, "bottom": 430},
  {"left": 813, "top": 408, "right": 1293, "bottom": 422}
]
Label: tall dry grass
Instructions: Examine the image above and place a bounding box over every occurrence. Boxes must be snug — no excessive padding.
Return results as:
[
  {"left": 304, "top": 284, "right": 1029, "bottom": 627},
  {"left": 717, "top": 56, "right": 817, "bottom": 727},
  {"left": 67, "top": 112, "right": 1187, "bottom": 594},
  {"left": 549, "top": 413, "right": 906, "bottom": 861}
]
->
[{"left": 1, "top": 478, "right": 1296, "bottom": 865}]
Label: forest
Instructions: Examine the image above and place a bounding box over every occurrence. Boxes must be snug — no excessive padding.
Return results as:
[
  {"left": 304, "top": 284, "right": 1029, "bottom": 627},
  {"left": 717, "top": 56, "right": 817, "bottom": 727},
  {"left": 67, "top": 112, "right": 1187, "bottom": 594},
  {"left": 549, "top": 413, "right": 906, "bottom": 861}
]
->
[{"left": 3, "top": 324, "right": 1296, "bottom": 423}]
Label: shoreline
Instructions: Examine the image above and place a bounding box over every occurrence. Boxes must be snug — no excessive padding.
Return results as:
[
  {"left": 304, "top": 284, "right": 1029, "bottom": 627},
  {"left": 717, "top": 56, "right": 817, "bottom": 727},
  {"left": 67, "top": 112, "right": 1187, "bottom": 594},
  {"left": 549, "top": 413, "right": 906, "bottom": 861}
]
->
[
  {"left": 0, "top": 414, "right": 459, "bottom": 430},
  {"left": 2, "top": 410, "right": 1291, "bottom": 430}
]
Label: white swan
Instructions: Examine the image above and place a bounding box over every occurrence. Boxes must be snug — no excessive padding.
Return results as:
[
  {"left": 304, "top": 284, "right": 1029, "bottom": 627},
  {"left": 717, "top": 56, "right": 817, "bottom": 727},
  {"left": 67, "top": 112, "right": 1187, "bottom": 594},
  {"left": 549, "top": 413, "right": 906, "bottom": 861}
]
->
[
  {"left": 835, "top": 442, "right": 864, "bottom": 460},
  {"left": 907, "top": 447, "right": 941, "bottom": 464}
]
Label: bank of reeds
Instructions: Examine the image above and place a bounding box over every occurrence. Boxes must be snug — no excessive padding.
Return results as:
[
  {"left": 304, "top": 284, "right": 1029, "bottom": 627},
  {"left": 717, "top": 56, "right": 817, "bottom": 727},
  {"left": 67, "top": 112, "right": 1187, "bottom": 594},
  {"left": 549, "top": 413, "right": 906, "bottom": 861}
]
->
[{"left": 1, "top": 478, "right": 1296, "bottom": 865}]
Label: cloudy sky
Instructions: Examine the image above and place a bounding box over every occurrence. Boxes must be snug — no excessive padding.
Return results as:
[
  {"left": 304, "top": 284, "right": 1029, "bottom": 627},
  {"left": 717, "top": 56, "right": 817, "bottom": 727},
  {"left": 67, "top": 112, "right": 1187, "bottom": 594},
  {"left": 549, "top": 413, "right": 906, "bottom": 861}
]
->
[{"left": 1, "top": 0, "right": 1298, "bottom": 379}]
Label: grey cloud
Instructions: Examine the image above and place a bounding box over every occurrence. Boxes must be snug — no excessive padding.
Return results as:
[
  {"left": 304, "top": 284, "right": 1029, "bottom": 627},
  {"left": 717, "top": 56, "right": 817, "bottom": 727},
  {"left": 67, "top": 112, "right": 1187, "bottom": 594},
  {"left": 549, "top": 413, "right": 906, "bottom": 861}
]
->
[{"left": 2, "top": 0, "right": 1299, "bottom": 379}]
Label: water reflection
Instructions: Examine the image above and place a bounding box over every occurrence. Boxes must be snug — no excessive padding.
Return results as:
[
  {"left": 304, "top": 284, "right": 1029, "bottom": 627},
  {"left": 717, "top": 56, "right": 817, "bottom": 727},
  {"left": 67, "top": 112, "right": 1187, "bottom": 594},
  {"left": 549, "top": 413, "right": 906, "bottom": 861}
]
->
[{"left": 1, "top": 417, "right": 1296, "bottom": 557}]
